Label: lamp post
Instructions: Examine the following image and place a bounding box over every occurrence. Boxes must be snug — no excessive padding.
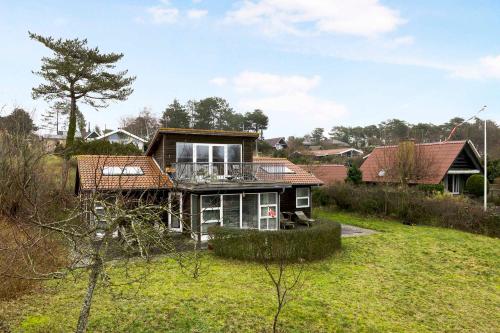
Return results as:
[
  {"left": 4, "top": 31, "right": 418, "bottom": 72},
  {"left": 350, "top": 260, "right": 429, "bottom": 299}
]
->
[{"left": 484, "top": 118, "right": 488, "bottom": 211}]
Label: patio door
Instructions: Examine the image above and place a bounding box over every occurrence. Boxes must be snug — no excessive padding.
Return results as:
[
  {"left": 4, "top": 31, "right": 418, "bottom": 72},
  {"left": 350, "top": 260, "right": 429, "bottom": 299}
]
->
[{"left": 194, "top": 144, "right": 226, "bottom": 178}]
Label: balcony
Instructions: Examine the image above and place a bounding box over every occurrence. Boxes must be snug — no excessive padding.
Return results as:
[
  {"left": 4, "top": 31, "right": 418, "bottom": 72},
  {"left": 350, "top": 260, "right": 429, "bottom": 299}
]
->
[{"left": 171, "top": 162, "right": 290, "bottom": 185}]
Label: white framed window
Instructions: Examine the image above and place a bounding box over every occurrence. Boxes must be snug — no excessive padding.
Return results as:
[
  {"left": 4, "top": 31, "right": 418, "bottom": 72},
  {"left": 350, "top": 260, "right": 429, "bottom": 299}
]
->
[
  {"left": 296, "top": 187, "right": 310, "bottom": 208},
  {"left": 168, "top": 192, "right": 183, "bottom": 232},
  {"left": 200, "top": 194, "right": 222, "bottom": 235},
  {"left": 102, "top": 166, "right": 143, "bottom": 176},
  {"left": 259, "top": 192, "right": 278, "bottom": 230}
]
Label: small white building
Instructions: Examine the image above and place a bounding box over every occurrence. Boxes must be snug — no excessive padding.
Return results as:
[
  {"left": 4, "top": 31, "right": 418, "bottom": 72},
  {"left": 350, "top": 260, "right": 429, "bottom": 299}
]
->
[{"left": 95, "top": 129, "right": 147, "bottom": 151}]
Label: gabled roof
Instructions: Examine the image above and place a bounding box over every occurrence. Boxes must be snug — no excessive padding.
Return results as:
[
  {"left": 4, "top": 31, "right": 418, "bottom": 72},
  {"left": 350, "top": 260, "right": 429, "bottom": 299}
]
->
[
  {"left": 360, "top": 140, "right": 481, "bottom": 184},
  {"left": 264, "top": 137, "right": 287, "bottom": 147},
  {"left": 84, "top": 130, "right": 101, "bottom": 140},
  {"left": 76, "top": 155, "right": 171, "bottom": 191},
  {"left": 254, "top": 157, "right": 323, "bottom": 185},
  {"left": 329, "top": 138, "right": 350, "bottom": 147},
  {"left": 298, "top": 164, "right": 347, "bottom": 185},
  {"left": 304, "top": 148, "right": 364, "bottom": 157},
  {"left": 96, "top": 129, "right": 147, "bottom": 143}
]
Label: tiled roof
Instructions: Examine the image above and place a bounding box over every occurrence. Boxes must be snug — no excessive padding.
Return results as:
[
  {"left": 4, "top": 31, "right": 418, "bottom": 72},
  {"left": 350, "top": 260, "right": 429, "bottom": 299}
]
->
[
  {"left": 303, "top": 148, "right": 363, "bottom": 157},
  {"left": 360, "top": 140, "right": 471, "bottom": 184},
  {"left": 298, "top": 164, "right": 347, "bottom": 185},
  {"left": 76, "top": 155, "right": 171, "bottom": 191},
  {"left": 254, "top": 157, "right": 323, "bottom": 185}
]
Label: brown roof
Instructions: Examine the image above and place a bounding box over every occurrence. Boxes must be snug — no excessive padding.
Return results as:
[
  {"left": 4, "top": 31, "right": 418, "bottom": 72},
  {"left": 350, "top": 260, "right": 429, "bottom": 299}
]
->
[
  {"left": 254, "top": 157, "right": 323, "bottom": 185},
  {"left": 360, "top": 140, "right": 477, "bottom": 184},
  {"left": 298, "top": 164, "right": 347, "bottom": 185},
  {"left": 303, "top": 148, "right": 363, "bottom": 157},
  {"left": 76, "top": 155, "right": 171, "bottom": 191}
]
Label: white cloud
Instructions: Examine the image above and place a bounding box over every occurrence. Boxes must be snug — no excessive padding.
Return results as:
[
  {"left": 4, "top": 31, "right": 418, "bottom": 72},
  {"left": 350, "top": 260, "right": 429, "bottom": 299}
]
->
[
  {"left": 225, "top": 0, "right": 405, "bottom": 37},
  {"left": 187, "top": 9, "right": 208, "bottom": 19},
  {"left": 233, "top": 71, "right": 320, "bottom": 94},
  {"left": 147, "top": 2, "right": 179, "bottom": 24},
  {"left": 211, "top": 71, "right": 347, "bottom": 135},
  {"left": 452, "top": 55, "right": 500, "bottom": 80},
  {"left": 392, "top": 35, "right": 414, "bottom": 46},
  {"left": 210, "top": 77, "right": 228, "bottom": 86}
]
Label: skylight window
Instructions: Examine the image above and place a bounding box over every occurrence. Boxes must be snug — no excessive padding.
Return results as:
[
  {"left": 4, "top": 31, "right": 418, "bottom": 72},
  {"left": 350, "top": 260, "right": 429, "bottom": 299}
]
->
[
  {"left": 102, "top": 166, "right": 144, "bottom": 176},
  {"left": 260, "top": 165, "right": 295, "bottom": 174}
]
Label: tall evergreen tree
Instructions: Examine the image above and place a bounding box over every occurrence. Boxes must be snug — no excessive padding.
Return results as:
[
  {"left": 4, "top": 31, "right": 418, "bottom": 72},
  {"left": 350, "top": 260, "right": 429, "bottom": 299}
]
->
[
  {"left": 161, "top": 99, "right": 190, "bottom": 128},
  {"left": 244, "top": 109, "right": 268, "bottom": 136},
  {"left": 29, "top": 32, "right": 135, "bottom": 148}
]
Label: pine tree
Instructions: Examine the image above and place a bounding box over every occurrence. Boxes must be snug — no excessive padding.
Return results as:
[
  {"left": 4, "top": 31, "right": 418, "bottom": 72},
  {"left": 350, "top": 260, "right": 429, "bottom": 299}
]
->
[
  {"left": 161, "top": 99, "right": 190, "bottom": 128},
  {"left": 29, "top": 32, "right": 135, "bottom": 148}
]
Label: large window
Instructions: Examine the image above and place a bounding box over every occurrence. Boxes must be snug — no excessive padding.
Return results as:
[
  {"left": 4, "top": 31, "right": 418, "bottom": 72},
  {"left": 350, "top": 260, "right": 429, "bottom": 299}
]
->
[
  {"left": 176, "top": 143, "right": 193, "bottom": 162},
  {"left": 242, "top": 194, "right": 259, "bottom": 229},
  {"left": 168, "top": 192, "right": 182, "bottom": 231},
  {"left": 199, "top": 192, "right": 278, "bottom": 236},
  {"left": 201, "top": 195, "right": 222, "bottom": 235},
  {"left": 259, "top": 193, "right": 277, "bottom": 230},
  {"left": 223, "top": 195, "right": 241, "bottom": 228},
  {"left": 296, "top": 187, "right": 310, "bottom": 208}
]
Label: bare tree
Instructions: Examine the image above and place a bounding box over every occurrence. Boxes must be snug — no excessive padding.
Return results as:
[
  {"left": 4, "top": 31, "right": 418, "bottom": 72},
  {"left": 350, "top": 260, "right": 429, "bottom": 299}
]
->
[
  {"left": 0, "top": 130, "right": 203, "bottom": 333},
  {"left": 256, "top": 242, "right": 305, "bottom": 333}
]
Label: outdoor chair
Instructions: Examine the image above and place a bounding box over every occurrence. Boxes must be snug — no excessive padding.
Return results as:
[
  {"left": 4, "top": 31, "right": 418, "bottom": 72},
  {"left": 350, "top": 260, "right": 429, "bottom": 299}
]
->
[
  {"left": 279, "top": 212, "right": 295, "bottom": 229},
  {"left": 295, "top": 210, "right": 315, "bottom": 227}
]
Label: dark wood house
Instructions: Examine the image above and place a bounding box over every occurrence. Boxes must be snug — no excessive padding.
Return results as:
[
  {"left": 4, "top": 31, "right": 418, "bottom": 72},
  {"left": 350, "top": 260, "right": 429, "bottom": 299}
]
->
[
  {"left": 76, "top": 128, "right": 323, "bottom": 240},
  {"left": 361, "top": 140, "right": 483, "bottom": 194}
]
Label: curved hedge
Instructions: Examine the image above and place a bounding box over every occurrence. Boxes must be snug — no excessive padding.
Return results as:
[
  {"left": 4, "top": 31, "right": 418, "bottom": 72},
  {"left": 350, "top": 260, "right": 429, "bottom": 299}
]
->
[{"left": 208, "top": 221, "right": 341, "bottom": 263}]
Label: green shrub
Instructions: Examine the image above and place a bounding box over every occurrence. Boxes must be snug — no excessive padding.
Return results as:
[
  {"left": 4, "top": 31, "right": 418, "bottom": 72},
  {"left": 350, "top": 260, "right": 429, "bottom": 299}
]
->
[
  {"left": 345, "top": 165, "right": 362, "bottom": 184},
  {"left": 208, "top": 221, "right": 341, "bottom": 263},
  {"left": 320, "top": 182, "right": 499, "bottom": 237},
  {"left": 465, "top": 174, "right": 486, "bottom": 197},
  {"left": 417, "top": 183, "right": 444, "bottom": 194}
]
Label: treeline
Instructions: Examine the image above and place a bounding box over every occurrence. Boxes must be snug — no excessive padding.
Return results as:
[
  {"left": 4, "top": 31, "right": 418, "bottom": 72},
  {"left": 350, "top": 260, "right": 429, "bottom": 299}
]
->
[
  {"left": 303, "top": 118, "right": 499, "bottom": 157},
  {"left": 120, "top": 97, "right": 269, "bottom": 140}
]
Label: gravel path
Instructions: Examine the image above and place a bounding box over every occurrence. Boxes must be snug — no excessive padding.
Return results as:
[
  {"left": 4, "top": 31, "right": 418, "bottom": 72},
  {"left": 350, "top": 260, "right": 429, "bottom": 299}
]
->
[{"left": 341, "top": 224, "right": 378, "bottom": 237}]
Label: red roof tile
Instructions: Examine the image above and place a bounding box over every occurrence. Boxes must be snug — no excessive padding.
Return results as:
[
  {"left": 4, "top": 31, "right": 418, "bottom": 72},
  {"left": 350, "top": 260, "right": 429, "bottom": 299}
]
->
[
  {"left": 298, "top": 164, "right": 347, "bottom": 185},
  {"left": 360, "top": 141, "right": 473, "bottom": 184},
  {"left": 76, "top": 155, "right": 171, "bottom": 191},
  {"left": 254, "top": 157, "right": 324, "bottom": 185}
]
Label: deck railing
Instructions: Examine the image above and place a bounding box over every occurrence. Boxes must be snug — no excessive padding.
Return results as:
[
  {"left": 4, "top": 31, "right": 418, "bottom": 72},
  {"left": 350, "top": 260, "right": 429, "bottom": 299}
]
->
[{"left": 171, "top": 162, "right": 288, "bottom": 183}]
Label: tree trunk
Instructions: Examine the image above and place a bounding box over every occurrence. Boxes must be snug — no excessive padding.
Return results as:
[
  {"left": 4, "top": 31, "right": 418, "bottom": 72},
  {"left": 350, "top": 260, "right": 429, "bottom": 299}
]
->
[
  {"left": 75, "top": 251, "right": 102, "bottom": 333},
  {"left": 66, "top": 95, "right": 77, "bottom": 148}
]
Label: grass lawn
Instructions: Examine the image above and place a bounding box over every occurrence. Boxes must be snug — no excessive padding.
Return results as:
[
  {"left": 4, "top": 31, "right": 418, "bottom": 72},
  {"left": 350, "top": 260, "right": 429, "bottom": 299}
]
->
[{"left": 1, "top": 210, "right": 499, "bottom": 332}]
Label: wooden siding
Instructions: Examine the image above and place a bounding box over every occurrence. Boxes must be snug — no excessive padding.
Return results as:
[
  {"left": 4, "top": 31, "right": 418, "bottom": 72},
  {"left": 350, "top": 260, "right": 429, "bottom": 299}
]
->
[
  {"left": 279, "top": 186, "right": 312, "bottom": 218},
  {"left": 450, "top": 148, "right": 479, "bottom": 170},
  {"left": 150, "top": 133, "right": 255, "bottom": 171}
]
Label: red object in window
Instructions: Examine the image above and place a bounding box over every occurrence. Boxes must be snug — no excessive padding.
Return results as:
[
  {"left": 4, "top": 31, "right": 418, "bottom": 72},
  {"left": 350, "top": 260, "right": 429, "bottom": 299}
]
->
[{"left": 269, "top": 208, "right": 276, "bottom": 218}]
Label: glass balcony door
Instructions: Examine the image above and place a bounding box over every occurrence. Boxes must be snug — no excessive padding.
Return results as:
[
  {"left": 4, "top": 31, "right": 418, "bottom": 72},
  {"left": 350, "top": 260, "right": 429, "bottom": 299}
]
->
[{"left": 194, "top": 144, "right": 227, "bottom": 178}]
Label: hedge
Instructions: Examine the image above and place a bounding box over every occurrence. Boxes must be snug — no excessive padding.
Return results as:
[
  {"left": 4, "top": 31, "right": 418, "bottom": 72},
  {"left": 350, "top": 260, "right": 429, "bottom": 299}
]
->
[
  {"left": 313, "top": 183, "right": 500, "bottom": 238},
  {"left": 208, "top": 221, "right": 341, "bottom": 263}
]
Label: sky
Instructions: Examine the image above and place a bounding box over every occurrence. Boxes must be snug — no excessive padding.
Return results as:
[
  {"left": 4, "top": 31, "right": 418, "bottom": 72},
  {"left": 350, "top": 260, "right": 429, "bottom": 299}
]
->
[{"left": 0, "top": 0, "right": 499, "bottom": 138}]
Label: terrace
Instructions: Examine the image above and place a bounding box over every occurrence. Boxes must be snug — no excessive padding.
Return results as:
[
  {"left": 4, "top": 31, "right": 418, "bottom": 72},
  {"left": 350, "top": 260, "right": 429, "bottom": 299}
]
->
[{"left": 171, "top": 162, "right": 293, "bottom": 185}]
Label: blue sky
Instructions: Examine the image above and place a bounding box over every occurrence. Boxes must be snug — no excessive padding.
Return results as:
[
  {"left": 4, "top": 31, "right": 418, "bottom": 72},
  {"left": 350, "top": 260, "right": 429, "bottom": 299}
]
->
[{"left": 0, "top": 0, "right": 499, "bottom": 137}]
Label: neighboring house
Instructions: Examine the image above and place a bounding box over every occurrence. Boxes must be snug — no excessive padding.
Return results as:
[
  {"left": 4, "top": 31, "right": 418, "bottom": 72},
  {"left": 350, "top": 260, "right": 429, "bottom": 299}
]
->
[
  {"left": 264, "top": 137, "right": 288, "bottom": 150},
  {"left": 361, "top": 140, "right": 483, "bottom": 194},
  {"left": 84, "top": 130, "right": 101, "bottom": 141},
  {"left": 40, "top": 131, "right": 82, "bottom": 151},
  {"left": 299, "top": 164, "right": 347, "bottom": 185},
  {"left": 95, "top": 129, "right": 147, "bottom": 151},
  {"left": 302, "top": 148, "right": 364, "bottom": 158},
  {"left": 75, "top": 128, "right": 323, "bottom": 241}
]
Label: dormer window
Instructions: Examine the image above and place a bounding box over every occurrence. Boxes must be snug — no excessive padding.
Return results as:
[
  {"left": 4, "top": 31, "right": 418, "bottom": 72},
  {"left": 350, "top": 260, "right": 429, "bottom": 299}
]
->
[{"left": 102, "top": 166, "right": 144, "bottom": 176}]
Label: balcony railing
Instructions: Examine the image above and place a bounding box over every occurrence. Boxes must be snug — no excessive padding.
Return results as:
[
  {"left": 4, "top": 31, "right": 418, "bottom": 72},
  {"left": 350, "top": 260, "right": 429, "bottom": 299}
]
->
[{"left": 171, "top": 162, "right": 288, "bottom": 183}]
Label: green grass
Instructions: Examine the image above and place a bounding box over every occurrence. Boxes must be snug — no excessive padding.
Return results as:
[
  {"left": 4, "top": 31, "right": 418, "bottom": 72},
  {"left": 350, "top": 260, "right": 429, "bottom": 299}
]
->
[{"left": 1, "top": 211, "right": 499, "bottom": 332}]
